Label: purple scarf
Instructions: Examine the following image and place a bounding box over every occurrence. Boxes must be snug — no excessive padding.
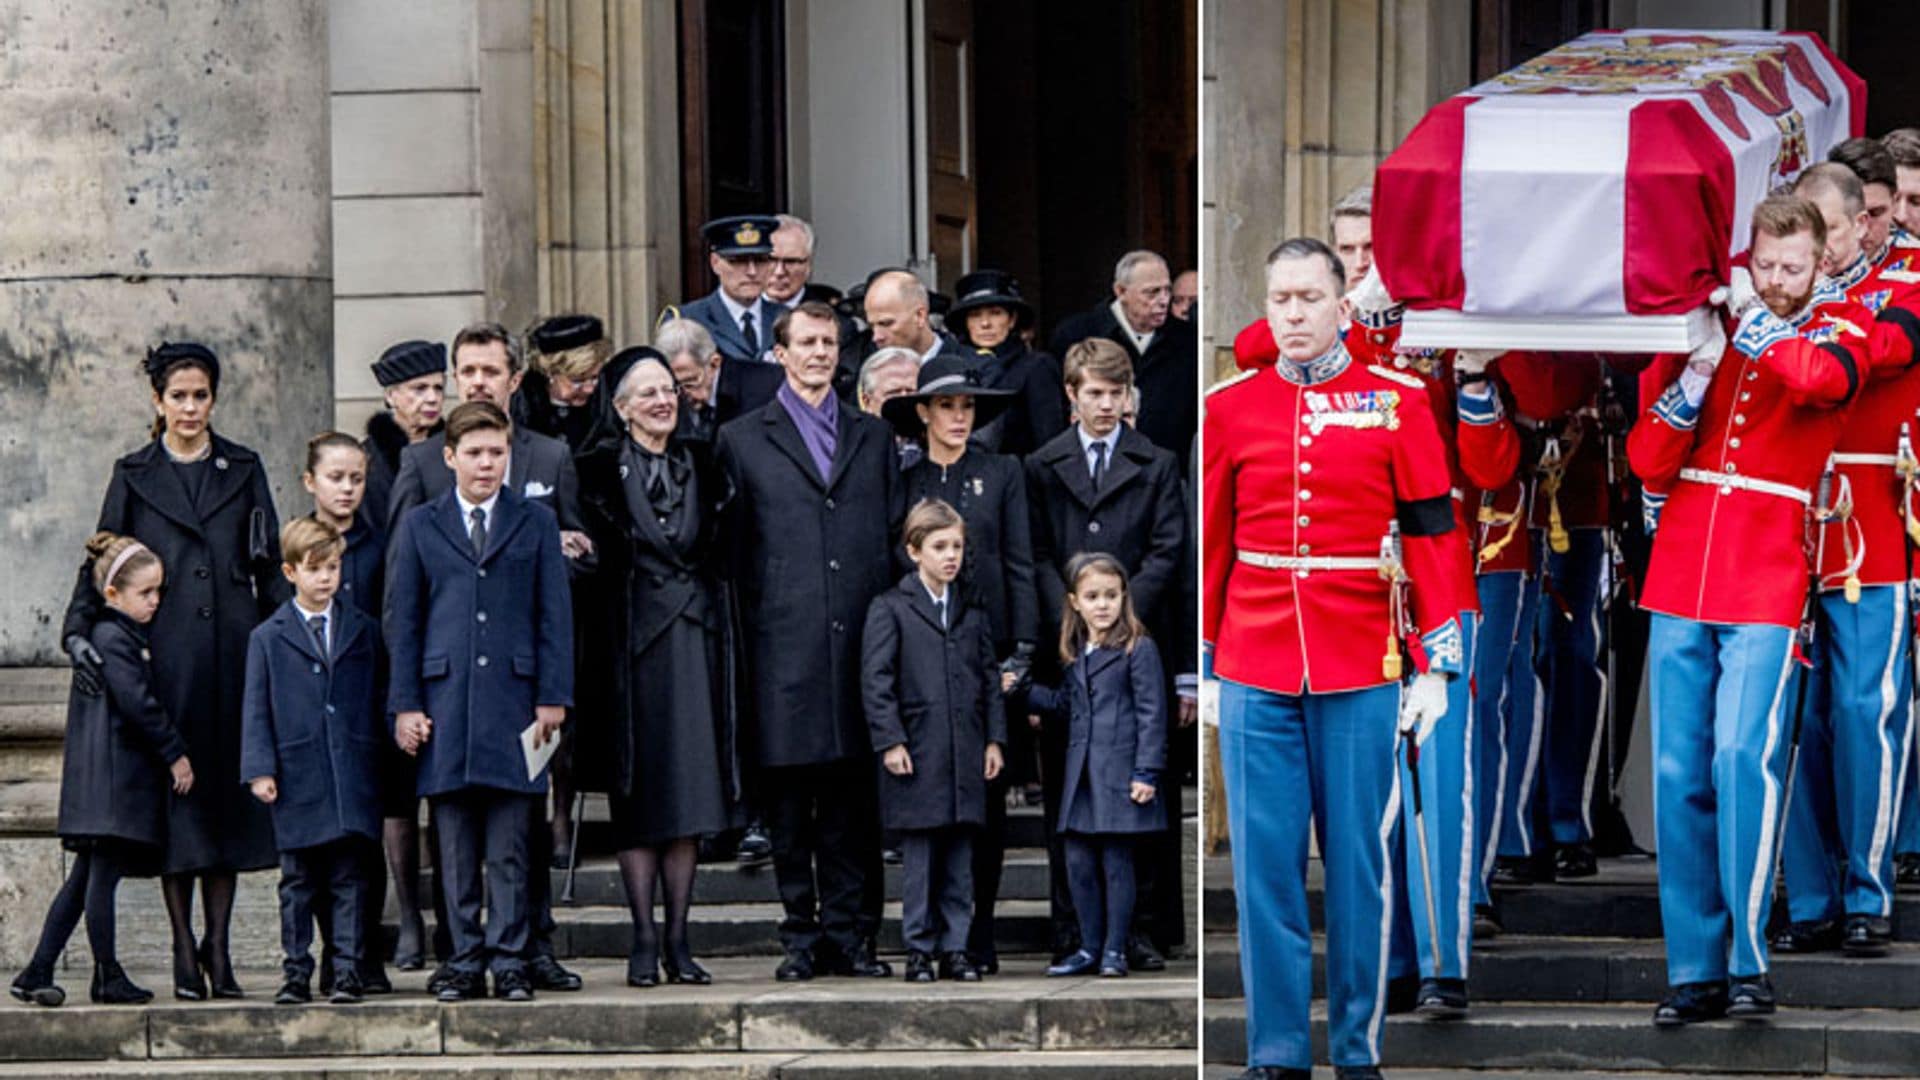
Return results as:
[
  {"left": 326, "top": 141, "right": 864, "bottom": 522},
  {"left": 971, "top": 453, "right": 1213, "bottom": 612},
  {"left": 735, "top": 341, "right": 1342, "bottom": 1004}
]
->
[{"left": 776, "top": 381, "right": 839, "bottom": 482}]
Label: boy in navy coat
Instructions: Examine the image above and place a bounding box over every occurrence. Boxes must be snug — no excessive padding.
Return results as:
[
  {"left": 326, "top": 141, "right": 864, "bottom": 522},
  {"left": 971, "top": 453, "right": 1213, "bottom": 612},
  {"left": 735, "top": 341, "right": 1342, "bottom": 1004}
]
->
[
  {"left": 242, "top": 516, "right": 387, "bottom": 1005},
  {"left": 385, "top": 402, "right": 573, "bottom": 1002}
]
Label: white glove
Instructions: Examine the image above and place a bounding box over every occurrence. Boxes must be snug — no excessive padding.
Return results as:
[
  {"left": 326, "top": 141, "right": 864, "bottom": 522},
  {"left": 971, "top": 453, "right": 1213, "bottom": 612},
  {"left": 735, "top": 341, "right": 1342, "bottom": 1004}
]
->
[
  {"left": 1686, "top": 311, "right": 1728, "bottom": 377},
  {"left": 1714, "top": 266, "right": 1759, "bottom": 319},
  {"left": 1454, "top": 349, "right": 1503, "bottom": 376},
  {"left": 1397, "top": 672, "right": 1449, "bottom": 747},
  {"left": 1346, "top": 265, "right": 1397, "bottom": 317},
  {"left": 1200, "top": 678, "right": 1220, "bottom": 729}
]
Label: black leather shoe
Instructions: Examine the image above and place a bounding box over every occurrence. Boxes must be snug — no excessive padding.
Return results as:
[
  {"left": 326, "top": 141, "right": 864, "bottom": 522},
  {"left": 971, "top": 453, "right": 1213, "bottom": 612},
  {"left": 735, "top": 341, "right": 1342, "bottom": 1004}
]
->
[
  {"left": 528, "top": 954, "right": 582, "bottom": 991},
  {"left": 940, "top": 951, "right": 981, "bottom": 982},
  {"left": 628, "top": 947, "right": 660, "bottom": 988},
  {"left": 1727, "top": 975, "right": 1775, "bottom": 1018},
  {"left": 774, "top": 950, "right": 814, "bottom": 982},
  {"left": 90, "top": 962, "right": 151, "bottom": 1005},
  {"left": 831, "top": 941, "right": 893, "bottom": 978},
  {"left": 10, "top": 968, "right": 63, "bottom": 1007},
  {"left": 1555, "top": 841, "right": 1598, "bottom": 879},
  {"left": 1491, "top": 855, "right": 1543, "bottom": 886},
  {"left": 736, "top": 825, "right": 773, "bottom": 867},
  {"left": 358, "top": 964, "right": 392, "bottom": 995},
  {"left": 1046, "top": 948, "right": 1098, "bottom": 977},
  {"left": 1771, "top": 918, "right": 1842, "bottom": 953},
  {"left": 663, "top": 954, "right": 711, "bottom": 985},
  {"left": 1843, "top": 914, "right": 1893, "bottom": 956},
  {"left": 1128, "top": 937, "right": 1166, "bottom": 972},
  {"left": 273, "top": 977, "right": 311, "bottom": 1006},
  {"left": 199, "top": 941, "right": 243, "bottom": 999},
  {"left": 1099, "top": 949, "right": 1129, "bottom": 977},
  {"left": 1653, "top": 980, "right": 1730, "bottom": 1026},
  {"left": 1415, "top": 977, "right": 1468, "bottom": 1019},
  {"left": 1472, "top": 903, "right": 1502, "bottom": 939},
  {"left": 172, "top": 950, "right": 207, "bottom": 1002},
  {"left": 1898, "top": 853, "right": 1920, "bottom": 886},
  {"left": 1334, "top": 1067, "right": 1385, "bottom": 1080},
  {"left": 1238, "top": 1069, "right": 1310, "bottom": 1080},
  {"left": 492, "top": 968, "right": 534, "bottom": 1002},
  {"left": 904, "top": 950, "right": 935, "bottom": 983},
  {"left": 426, "top": 963, "right": 456, "bottom": 996},
  {"left": 329, "top": 972, "right": 364, "bottom": 1005},
  {"left": 1385, "top": 974, "right": 1420, "bottom": 1015},
  {"left": 971, "top": 950, "right": 999, "bottom": 976},
  {"left": 435, "top": 970, "right": 484, "bottom": 1002},
  {"left": 882, "top": 847, "right": 904, "bottom": 866}
]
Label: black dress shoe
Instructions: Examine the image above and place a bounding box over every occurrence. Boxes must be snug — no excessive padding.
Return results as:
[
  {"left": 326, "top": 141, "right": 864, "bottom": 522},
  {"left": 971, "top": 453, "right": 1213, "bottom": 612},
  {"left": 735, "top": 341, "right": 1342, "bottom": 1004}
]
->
[
  {"left": 882, "top": 847, "right": 904, "bottom": 866},
  {"left": 1128, "top": 937, "right": 1167, "bottom": 971},
  {"left": 172, "top": 951, "right": 207, "bottom": 1002},
  {"left": 329, "top": 972, "right": 364, "bottom": 1005},
  {"left": 426, "top": 963, "right": 456, "bottom": 996},
  {"left": 736, "top": 825, "right": 773, "bottom": 867},
  {"left": 435, "top": 970, "right": 485, "bottom": 1002},
  {"left": 198, "top": 943, "right": 243, "bottom": 999},
  {"left": 628, "top": 947, "right": 660, "bottom": 988},
  {"left": 358, "top": 965, "right": 392, "bottom": 995},
  {"left": 273, "top": 977, "right": 311, "bottom": 1005},
  {"left": 971, "top": 951, "right": 999, "bottom": 976},
  {"left": 1099, "top": 949, "right": 1129, "bottom": 977},
  {"left": 1898, "top": 853, "right": 1920, "bottom": 886},
  {"left": 1843, "top": 914, "right": 1893, "bottom": 956},
  {"left": 1238, "top": 1069, "right": 1310, "bottom": 1080},
  {"left": 1491, "top": 855, "right": 1541, "bottom": 886},
  {"left": 1555, "top": 842, "right": 1598, "bottom": 879},
  {"left": 774, "top": 950, "right": 814, "bottom": 982},
  {"left": 1384, "top": 974, "right": 1420, "bottom": 1015},
  {"left": 663, "top": 954, "right": 711, "bottom": 985},
  {"left": 1334, "top": 1067, "right": 1385, "bottom": 1080},
  {"left": 939, "top": 951, "right": 981, "bottom": 982},
  {"left": 1727, "top": 975, "right": 1775, "bottom": 1018},
  {"left": 904, "top": 950, "right": 935, "bottom": 983},
  {"left": 1652, "top": 980, "right": 1730, "bottom": 1026},
  {"left": 1472, "top": 903, "right": 1502, "bottom": 939},
  {"left": 90, "top": 962, "right": 151, "bottom": 1005},
  {"left": 493, "top": 968, "right": 535, "bottom": 1002},
  {"left": 10, "top": 967, "right": 64, "bottom": 1007},
  {"left": 1772, "top": 918, "right": 1842, "bottom": 953},
  {"left": 528, "top": 954, "right": 583, "bottom": 991},
  {"left": 830, "top": 942, "right": 893, "bottom": 978},
  {"left": 1046, "top": 948, "right": 1098, "bottom": 977},
  {"left": 1414, "top": 977, "right": 1468, "bottom": 1019}
]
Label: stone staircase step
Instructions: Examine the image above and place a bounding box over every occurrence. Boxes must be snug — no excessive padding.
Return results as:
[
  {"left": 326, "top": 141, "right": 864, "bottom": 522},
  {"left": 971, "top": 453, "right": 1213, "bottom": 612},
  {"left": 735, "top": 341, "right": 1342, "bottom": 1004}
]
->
[
  {"left": 529, "top": 850, "right": 1054, "bottom": 908},
  {"left": 577, "top": 810, "right": 1055, "bottom": 854},
  {"left": 0, "top": 957, "right": 1195, "bottom": 1063},
  {"left": 0, "top": 701, "right": 63, "bottom": 742},
  {"left": 1203, "top": 1070, "right": 1797, "bottom": 1079},
  {"left": 0, "top": 669, "right": 72, "bottom": 706},
  {"left": 1202, "top": 931, "right": 1920, "bottom": 1009},
  {"left": 0, "top": 781, "right": 57, "bottom": 834},
  {"left": 551, "top": 899, "right": 1062, "bottom": 959},
  {"left": 1202, "top": 999, "right": 1920, "bottom": 1074}
]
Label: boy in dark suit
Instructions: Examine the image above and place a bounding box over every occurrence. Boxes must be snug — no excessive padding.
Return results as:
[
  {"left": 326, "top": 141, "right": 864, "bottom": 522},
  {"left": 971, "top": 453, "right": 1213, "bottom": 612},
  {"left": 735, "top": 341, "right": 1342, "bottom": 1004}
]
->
[
  {"left": 386, "top": 402, "right": 574, "bottom": 1002},
  {"left": 242, "top": 516, "right": 386, "bottom": 1005}
]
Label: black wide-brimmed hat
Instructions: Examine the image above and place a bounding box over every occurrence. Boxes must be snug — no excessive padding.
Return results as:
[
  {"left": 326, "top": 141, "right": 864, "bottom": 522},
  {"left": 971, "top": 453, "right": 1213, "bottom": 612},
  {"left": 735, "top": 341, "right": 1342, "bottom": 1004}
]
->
[
  {"left": 370, "top": 340, "right": 446, "bottom": 387},
  {"left": 881, "top": 355, "right": 1016, "bottom": 438},
  {"left": 947, "top": 269, "right": 1035, "bottom": 332}
]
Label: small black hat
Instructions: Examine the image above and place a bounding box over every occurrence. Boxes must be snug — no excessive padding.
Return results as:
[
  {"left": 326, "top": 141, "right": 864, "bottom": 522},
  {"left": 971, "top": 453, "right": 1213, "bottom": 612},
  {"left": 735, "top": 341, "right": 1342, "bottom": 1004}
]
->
[
  {"left": 800, "top": 282, "right": 844, "bottom": 307},
  {"left": 948, "top": 269, "right": 1035, "bottom": 333},
  {"left": 531, "top": 314, "right": 606, "bottom": 355},
  {"left": 370, "top": 340, "right": 447, "bottom": 387},
  {"left": 880, "top": 354, "right": 1016, "bottom": 438},
  {"left": 703, "top": 215, "right": 780, "bottom": 258},
  {"left": 145, "top": 341, "right": 220, "bottom": 392}
]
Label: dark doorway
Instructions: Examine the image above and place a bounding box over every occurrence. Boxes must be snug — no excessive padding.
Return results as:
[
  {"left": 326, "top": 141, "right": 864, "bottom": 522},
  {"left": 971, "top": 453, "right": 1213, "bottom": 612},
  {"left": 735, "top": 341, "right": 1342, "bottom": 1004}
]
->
[{"left": 678, "top": 0, "right": 787, "bottom": 301}]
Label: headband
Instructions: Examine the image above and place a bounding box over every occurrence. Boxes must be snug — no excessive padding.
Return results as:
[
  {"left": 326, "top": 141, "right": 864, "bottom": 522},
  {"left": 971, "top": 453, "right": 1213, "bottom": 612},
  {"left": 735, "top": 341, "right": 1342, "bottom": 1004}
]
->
[{"left": 104, "top": 541, "right": 151, "bottom": 590}]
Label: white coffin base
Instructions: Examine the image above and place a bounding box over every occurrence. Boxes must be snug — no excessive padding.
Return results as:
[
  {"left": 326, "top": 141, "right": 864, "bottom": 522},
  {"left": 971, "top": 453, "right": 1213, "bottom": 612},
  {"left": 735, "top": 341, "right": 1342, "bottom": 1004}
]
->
[{"left": 1399, "top": 306, "right": 1717, "bottom": 354}]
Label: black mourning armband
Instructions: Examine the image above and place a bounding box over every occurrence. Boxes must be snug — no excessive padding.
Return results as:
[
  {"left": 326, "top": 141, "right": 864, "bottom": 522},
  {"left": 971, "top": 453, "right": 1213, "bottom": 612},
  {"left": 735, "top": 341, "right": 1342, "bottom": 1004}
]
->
[{"left": 1396, "top": 494, "right": 1455, "bottom": 538}]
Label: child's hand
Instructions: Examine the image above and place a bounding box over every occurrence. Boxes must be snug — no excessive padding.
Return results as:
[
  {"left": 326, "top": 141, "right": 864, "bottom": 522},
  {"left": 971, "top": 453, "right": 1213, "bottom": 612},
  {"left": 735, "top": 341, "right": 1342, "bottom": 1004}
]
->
[
  {"left": 1000, "top": 671, "right": 1018, "bottom": 693},
  {"left": 396, "top": 711, "right": 431, "bottom": 754},
  {"left": 533, "top": 705, "right": 567, "bottom": 747},
  {"left": 249, "top": 776, "right": 277, "bottom": 804},
  {"left": 1129, "top": 780, "right": 1156, "bottom": 804},
  {"left": 1027, "top": 713, "right": 1042, "bottom": 731},
  {"left": 984, "top": 742, "right": 1004, "bottom": 781},
  {"left": 170, "top": 756, "right": 194, "bottom": 795},
  {"left": 883, "top": 744, "right": 914, "bottom": 776}
]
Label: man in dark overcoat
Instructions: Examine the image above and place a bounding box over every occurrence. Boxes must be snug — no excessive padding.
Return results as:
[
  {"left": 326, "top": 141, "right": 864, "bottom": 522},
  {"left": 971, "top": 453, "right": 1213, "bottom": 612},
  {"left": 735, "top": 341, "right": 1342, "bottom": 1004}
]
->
[
  {"left": 1047, "top": 250, "right": 1197, "bottom": 470},
  {"left": 716, "top": 300, "right": 904, "bottom": 981}
]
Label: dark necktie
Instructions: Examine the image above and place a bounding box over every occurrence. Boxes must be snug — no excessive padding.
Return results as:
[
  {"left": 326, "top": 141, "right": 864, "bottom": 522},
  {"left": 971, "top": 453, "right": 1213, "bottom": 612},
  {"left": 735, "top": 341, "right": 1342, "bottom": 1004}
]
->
[
  {"left": 741, "top": 310, "right": 758, "bottom": 354},
  {"left": 935, "top": 596, "right": 947, "bottom": 629},
  {"left": 307, "top": 614, "right": 328, "bottom": 664},
  {"left": 1090, "top": 441, "right": 1109, "bottom": 491},
  {"left": 469, "top": 506, "right": 487, "bottom": 558}
]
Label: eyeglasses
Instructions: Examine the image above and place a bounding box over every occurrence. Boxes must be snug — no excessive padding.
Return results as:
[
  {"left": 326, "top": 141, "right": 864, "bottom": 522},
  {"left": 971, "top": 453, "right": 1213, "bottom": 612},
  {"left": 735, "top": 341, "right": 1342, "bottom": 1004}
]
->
[{"left": 770, "top": 257, "right": 811, "bottom": 269}]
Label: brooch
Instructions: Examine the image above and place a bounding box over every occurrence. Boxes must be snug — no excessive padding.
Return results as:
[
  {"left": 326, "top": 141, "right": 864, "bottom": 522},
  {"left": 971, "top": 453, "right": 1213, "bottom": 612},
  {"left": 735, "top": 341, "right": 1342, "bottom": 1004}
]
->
[{"left": 214, "top": 457, "right": 229, "bottom": 470}]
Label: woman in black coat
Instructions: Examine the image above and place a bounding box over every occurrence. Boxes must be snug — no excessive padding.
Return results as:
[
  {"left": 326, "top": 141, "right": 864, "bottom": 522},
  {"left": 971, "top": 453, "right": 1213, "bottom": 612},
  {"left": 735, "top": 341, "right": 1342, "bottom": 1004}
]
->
[
  {"left": 61, "top": 343, "right": 287, "bottom": 1000},
  {"left": 947, "top": 270, "right": 1068, "bottom": 458},
  {"left": 575, "top": 351, "right": 737, "bottom": 989},
  {"left": 882, "top": 356, "right": 1039, "bottom": 973}
]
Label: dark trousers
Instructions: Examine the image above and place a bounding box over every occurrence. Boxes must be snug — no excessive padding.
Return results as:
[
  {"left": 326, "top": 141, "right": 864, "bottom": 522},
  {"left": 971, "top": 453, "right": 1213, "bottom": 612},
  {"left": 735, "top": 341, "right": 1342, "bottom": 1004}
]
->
[
  {"left": 900, "top": 826, "right": 974, "bottom": 954},
  {"left": 280, "top": 838, "right": 365, "bottom": 982},
  {"left": 967, "top": 771, "right": 1009, "bottom": 961},
  {"left": 762, "top": 757, "right": 881, "bottom": 959},
  {"left": 1063, "top": 832, "right": 1135, "bottom": 958},
  {"left": 27, "top": 847, "right": 126, "bottom": 973},
  {"left": 525, "top": 798, "right": 557, "bottom": 959},
  {"left": 318, "top": 841, "right": 387, "bottom": 978},
  {"left": 431, "top": 789, "right": 534, "bottom": 976}
]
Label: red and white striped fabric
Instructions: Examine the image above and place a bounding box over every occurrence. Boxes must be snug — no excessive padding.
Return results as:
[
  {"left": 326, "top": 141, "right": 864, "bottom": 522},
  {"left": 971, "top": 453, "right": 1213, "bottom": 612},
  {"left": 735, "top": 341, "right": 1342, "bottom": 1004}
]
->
[{"left": 1376, "top": 30, "right": 1864, "bottom": 321}]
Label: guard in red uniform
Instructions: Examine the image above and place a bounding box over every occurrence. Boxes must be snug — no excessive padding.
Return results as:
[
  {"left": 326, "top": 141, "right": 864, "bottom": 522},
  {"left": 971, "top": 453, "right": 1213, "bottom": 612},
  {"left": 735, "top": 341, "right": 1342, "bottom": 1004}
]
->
[
  {"left": 1210, "top": 237, "right": 1473, "bottom": 1079},
  {"left": 1629, "top": 196, "right": 1874, "bottom": 1026}
]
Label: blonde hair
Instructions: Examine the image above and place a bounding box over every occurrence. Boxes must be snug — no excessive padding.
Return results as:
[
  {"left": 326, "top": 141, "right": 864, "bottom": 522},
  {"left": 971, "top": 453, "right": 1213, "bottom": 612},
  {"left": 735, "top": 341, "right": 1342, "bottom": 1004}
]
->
[
  {"left": 1056, "top": 552, "right": 1147, "bottom": 665},
  {"left": 538, "top": 339, "right": 614, "bottom": 382},
  {"left": 1063, "top": 338, "right": 1133, "bottom": 391},
  {"left": 86, "top": 531, "right": 160, "bottom": 597},
  {"left": 281, "top": 515, "right": 345, "bottom": 569}
]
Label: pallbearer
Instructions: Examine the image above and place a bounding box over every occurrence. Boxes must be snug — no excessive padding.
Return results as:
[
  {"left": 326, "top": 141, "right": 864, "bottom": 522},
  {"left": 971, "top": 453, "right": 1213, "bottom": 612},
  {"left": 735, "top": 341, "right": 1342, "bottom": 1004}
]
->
[{"left": 1206, "top": 237, "right": 1472, "bottom": 1080}]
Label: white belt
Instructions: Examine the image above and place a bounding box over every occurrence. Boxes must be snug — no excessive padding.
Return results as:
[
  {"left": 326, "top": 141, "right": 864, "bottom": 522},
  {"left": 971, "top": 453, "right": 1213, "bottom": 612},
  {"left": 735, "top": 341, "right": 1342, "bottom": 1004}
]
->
[
  {"left": 1830, "top": 453, "right": 1900, "bottom": 467},
  {"left": 1678, "top": 468, "right": 1811, "bottom": 506},
  {"left": 1237, "top": 550, "right": 1383, "bottom": 572}
]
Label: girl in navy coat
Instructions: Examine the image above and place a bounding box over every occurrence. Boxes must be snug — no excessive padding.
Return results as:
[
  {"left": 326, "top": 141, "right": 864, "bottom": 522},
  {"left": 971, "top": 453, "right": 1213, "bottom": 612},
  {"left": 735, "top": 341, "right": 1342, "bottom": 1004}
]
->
[
  {"left": 14, "top": 533, "right": 192, "bottom": 1007},
  {"left": 241, "top": 517, "right": 387, "bottom": 1005},
  {"left": 1031, "top": 553, "right": 1167, "bottom": 978}
]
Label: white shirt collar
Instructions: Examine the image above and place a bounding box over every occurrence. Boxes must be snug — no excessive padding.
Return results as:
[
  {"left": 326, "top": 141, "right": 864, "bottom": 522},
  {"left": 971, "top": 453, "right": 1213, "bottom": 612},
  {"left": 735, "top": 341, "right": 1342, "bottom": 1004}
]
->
[
  {"left": 921, "top": 580, "right": 950, "bottom": 607},
  {"left": 1077, "top": 423, "right": 1119, "bottom": 459},
  {"left": 718, "top": 289, "right": 758, "bottom": 329},
  {"left": 916, "top": 334, "right": 944, "bottom": 366},
  {"left": 1110, "top": 298, "right": 1155, "bottom": 353},
  {"left": 292, "top": 597, "right": 334, "bottom": 623},
  {"left": 455, "top": 488, "right": 501, "bottom": 523}
]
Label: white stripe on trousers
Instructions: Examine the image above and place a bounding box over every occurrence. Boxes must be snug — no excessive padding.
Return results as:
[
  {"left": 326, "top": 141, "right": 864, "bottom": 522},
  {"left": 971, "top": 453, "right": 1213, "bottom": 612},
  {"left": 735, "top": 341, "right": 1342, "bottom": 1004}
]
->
[
  {"left": 1867, "top": 587, "right": 1906, "bottom": 915},
  {"left": 1578, "top": 583, "right": 1608, "bottom": 838},
  {"left": 1368, "top": 690, "right": 1406, "bottom": 1063},
  {"left": 1743, "top": 640, "right": 1798, "bottom": 969},
  {"left": 1455, "top": 615, "right": 1480, "bottom": 975}
]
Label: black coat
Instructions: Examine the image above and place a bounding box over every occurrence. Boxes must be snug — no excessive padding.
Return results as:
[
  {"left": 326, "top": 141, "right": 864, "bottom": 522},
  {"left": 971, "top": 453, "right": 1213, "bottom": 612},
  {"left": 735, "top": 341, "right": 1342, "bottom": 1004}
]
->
[
  {"left": 899, "top": 450, "right": 1039, "bottom": 654},
  {"left": 1024, "top": 425, "right": 1187, "bottom": 631},
  {"left": 1029, "top": 638, "right": 1168, "bottom": 836},
  {"left": 861, "top": 577, "right": 1006, "bottom": 831},
  {"left": 385, "top": 426, "right": 583, "bottom": 541},
  {"left": 964, "top": 339, "right": 1068, "bottom": 459},
  {"left": 711, "top": 359, "right": 788, "bottom": 434},
  {"left": 716, "top": 395, "right": 903, "bottom": 768},
  {"left": 574, "top": 434, "right": 740, "bottom": 840},
  {"left": 512, "top": 372, "right": 599, "bottom": 453},
  {"left": 338, "top": 514, "right": 385, "bottom": 621},
  {"left": 1048, "top": 305, "right": 1197, "bottom": 470},
  {"left": 359, "top": 411, "right": 424, "bottom": 533},
  {"left": 57, "top": 612, "right": 187, "bottom": 854},
  {"left": 62, "top": 433, "right": 286, "bottom": 874},
  {"left": 239, "top": 600, "right": 386, "bottom": 851}
]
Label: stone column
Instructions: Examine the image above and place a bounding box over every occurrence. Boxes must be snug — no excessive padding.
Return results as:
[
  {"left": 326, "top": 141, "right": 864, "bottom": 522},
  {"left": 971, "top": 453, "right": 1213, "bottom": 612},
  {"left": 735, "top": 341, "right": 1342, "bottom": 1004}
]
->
[{"left": 0, "top": 0, "right": 332, "bottom": 967}]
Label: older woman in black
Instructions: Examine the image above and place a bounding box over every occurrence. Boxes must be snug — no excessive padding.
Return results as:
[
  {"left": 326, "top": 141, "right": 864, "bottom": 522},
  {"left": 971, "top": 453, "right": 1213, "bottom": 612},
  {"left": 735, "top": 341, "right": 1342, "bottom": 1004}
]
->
[
  {"left": 62, "top": 343, "right": 287, "bottom": 1000},
  {"left": 882, "top": 356, "right": 1039, "bottom": 974},
  {"left": 575, "top": 349, "right": 736, "bottom": 988}
]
